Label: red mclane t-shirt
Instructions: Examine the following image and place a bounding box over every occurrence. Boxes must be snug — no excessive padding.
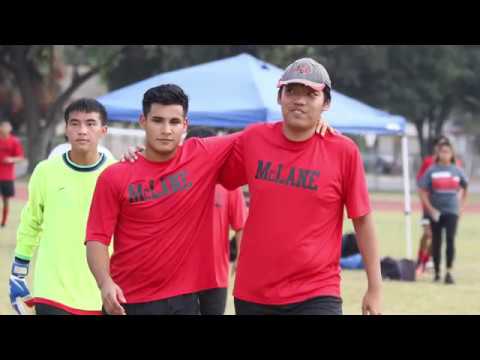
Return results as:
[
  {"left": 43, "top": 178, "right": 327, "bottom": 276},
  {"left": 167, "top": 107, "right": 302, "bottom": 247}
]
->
[
  {"left": 86, "top": 134, "right": 238, "bottom": 304},
  {"left": 0, "top": 135, "right": 24, "bottom": 180},
  {"left": 209, "top": 185, "right": 247, "bottom": 289},
  {"left": 219, "top": 122, "right": 371, "bottom": 305}
]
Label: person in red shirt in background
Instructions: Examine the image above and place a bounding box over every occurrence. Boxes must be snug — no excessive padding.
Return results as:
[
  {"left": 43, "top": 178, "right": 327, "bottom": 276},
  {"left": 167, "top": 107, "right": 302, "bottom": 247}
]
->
[
  {"left": 415, "top": 136, "right": 462, "bottom": 275},
  {"left": 186, "top": 127, "right": 247, "bottom": 315},
  {"left": 219, "top": 58, "right": 383, "bottom": 315},
  {"left": 0, "top": 120, "right": 24, "bottom": 227}
]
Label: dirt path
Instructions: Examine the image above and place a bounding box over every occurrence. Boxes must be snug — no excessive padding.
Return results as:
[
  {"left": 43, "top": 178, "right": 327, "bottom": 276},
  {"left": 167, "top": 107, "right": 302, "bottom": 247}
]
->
[{"left": 372, "top": 200, "right": 480, "bottom": 213}]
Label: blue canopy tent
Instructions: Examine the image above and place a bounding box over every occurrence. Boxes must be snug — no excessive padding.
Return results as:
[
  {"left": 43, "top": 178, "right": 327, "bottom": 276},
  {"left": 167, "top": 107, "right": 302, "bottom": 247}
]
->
[
  {"left": 98, "top": 53, "right": 405, "bottom": 135},
  {"left": 98, "top": 53, "right": 413, "bottom": 258}
]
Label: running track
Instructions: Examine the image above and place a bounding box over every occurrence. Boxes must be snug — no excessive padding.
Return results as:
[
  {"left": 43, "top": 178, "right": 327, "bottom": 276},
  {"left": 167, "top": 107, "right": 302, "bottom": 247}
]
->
[{"left": 14, "top": 183, "right": 480, "bottom": 213}]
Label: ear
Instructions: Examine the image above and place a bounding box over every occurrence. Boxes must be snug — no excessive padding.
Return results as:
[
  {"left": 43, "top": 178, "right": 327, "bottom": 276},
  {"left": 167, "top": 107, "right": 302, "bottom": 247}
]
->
[
  {"left": 184, "top": 117, "right": 189, "bottom": 133},
  {"left": 139, "top": 114, "right": 146, "bottom": 129},
  {"left": 100, "top": 125, "right": 108, "bottom": 138},
  {"left": 277, "top": 88, "right": 283, "bottom": 106},
  {"left": 322, "top": 100, "right": 331, "bottom": 112}
]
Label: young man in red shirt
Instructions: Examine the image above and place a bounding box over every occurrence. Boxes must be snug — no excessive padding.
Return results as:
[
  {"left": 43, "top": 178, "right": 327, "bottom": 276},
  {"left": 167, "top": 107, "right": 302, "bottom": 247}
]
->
[
  {"left": 0, "top": 120, "right": 24, "bottom": 228},
  {"left": 86, "top": 85, "right": 245, "bottom": 315},
  {"left": 219, "top": 58, "right": 383, "bottom": 315},
  {"left": 186, "top": 127, "right": 248, "bottom": 315}
]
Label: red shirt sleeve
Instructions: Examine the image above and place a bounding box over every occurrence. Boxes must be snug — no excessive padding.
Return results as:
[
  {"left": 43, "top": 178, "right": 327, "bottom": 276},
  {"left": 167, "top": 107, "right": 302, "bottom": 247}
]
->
[
  {"left": 416, "top": 156, "right": 433, "bottom": 181},
  {"left": 199, "top": 132, "right": 240, "bottom": 165},
  {"left": 343, "top": 143, "right": 371, "bottom": 219},
  {"left": 218, "top": 132, "right": 247, "bottom": 190},
  {"left": 85, "top": 167, "right": 122, "bottom": 245},
  {"left": 227, "top": 188, "right": 248, "bottom": 231},
  {"left": 13, "top": 136, "right": 24, "bottom": 157}
]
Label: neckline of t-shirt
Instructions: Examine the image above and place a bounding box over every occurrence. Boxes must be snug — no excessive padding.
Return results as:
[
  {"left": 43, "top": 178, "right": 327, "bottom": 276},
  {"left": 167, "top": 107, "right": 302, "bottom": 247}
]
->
[
  {"left": 63, "top": 152, "right": 106, "bottom": 172},
  {"left": 137, "top": 149, "right": 181, "bottom": 166},
  {"left": 276, "top": 122, "right": 317, "bottom": 149}
]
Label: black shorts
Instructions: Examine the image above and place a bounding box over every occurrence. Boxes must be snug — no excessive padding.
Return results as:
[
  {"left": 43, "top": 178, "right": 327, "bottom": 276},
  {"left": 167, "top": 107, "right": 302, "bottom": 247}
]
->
[
  {"left": 197, "top": 288, "right": 228, "bottom": 315},
  {"left": 234, "top": 296, "right": 343, "bottom": 315},
  {"left": 36, "top": 303, "right": 73, "bottom": 315},
  {"left": 103, "top": 293, "right": 199, "bottom": 315},
  {"left": 0, "top": 180, "right": 14, "bottom": 197}
]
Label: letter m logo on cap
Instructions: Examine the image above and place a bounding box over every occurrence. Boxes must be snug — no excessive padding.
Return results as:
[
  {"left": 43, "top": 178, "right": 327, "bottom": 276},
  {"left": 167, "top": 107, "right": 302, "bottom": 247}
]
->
[{"left": 293, "top": 63, "right": 312, "bottom": 75}]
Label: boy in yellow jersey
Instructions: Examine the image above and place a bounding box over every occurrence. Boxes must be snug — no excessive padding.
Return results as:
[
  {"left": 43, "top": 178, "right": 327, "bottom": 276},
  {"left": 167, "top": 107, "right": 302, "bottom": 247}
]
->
[{"left": 9, "top": 98, "right": 115, "bottom": 315}]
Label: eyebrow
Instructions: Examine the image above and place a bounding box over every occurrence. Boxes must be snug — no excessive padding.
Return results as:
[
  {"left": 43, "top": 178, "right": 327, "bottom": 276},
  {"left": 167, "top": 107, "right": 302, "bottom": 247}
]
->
[
  {"left": 69, "top": 118, "right": 99, "bottom": 122},
  {"left": 151, "top": 116, "right": 182, "bottom": 121}
]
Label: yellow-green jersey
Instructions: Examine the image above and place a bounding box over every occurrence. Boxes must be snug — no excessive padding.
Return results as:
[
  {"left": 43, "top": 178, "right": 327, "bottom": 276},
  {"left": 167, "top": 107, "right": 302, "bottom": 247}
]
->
[{"left": 15, "top": 152, "right": 116, "bottom": 314}]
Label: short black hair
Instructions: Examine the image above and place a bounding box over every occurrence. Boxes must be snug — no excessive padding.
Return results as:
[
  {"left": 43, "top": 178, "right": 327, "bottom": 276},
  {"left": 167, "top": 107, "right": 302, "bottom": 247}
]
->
[
  {"left": 143, "top": 84, "right": 189, "bottom": 117},
  {"left": 186, "top": 126, "right": 216, "bottom": 139},
  {"left": 64, "top": 98, "right": 108, "bottom": 126},
  {"left": 278, "top": 84, "right": 332, "bottom": 104}
]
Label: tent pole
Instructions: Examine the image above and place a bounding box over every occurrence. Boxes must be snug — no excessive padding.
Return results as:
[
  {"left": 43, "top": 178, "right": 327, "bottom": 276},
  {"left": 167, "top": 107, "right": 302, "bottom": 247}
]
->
[{"left": 402, "top": 135, "right": 413, "bottom": 259}]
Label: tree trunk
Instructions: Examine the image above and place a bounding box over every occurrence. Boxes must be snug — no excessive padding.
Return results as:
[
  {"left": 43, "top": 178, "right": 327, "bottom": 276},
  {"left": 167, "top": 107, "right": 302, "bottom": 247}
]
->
[
  {"left": 24, "top": 106, "right": 59, "bottom": 173},
  {"left": 427, "top": 116, "right": 435, "bottom": 154},
  {"left": 434, "top": 118, "right": 445, "bottom": 140},
  {"left": 414, "top": 119, "right": 427, "bottom": 158},
  {"left": 26, "top": 127, "right": 50, "bottom": 173},
  {"left": 10, "top": 46, "right": 46, "bottom": 173},
  {"left": 44, "top": 107, "right": 63, "bottom": 155},
  {"left": 434, "top": 105, "right": 450, "bottom": 140},
  {"left": 45, "top": 122, "right": 57, "bottom": 155}
]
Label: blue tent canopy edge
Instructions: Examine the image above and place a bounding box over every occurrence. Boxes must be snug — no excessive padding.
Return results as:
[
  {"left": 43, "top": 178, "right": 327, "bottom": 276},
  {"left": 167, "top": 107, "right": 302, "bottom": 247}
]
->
[{"left": 98, "top": 53, "right": 406, "bottom": 136}]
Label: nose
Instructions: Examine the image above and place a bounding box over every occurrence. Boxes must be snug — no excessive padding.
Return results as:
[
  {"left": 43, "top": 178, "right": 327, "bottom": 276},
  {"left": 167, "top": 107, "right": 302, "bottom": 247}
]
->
[
  {"left": 78, "top": 123, "right": 88, "bottom": 134},
  {"left": 160, "top": 123, "right": 174, "bottom": 135},
  {"left": 293, "top": 96, "right": 307, "bottom": 106},
  {"left": 294, "top": 96, "right": 306, "bottom": 106}
]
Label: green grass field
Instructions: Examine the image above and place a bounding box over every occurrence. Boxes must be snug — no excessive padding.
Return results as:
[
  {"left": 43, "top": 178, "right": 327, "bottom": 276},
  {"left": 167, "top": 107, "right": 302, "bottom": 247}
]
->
[
  {"left": 340, "top": 211, "right": 480, "bottom": 315},
  {"left": 1, "top": 193, "right": 479, "bottom": 315}
]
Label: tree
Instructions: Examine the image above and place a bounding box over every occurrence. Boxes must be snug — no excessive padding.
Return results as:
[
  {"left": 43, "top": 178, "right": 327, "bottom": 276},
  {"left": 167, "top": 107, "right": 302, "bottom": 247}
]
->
[
  {"left": 103, "top": 45, "right": 262, "bottom": 91},
  {"left": 376, "top": 45, "right": 476, "bottom": 156},
  {"left": 258, "top": 45, "right": 480, "bottom": 156},
  {"left": 0, "top": 45, "right": 126, "bottom": 172}
]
